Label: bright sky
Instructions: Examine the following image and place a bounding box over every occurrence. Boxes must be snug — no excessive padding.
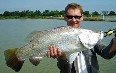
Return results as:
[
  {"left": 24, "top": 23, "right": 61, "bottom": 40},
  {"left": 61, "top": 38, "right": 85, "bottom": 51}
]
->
[{"left": 0, "top": 0, "right": 116, "bottom": 14}]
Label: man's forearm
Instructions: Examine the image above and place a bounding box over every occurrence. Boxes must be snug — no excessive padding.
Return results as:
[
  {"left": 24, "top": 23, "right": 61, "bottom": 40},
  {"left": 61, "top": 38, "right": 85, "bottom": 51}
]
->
[{"left": 110, "top": 37, "right": 116, "bottom": 53}]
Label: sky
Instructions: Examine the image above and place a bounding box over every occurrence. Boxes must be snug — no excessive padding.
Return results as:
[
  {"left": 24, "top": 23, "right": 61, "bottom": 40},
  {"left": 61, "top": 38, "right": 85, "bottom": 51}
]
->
[{"left": 0, "top": 0, "right": 116, "bottom": 14}]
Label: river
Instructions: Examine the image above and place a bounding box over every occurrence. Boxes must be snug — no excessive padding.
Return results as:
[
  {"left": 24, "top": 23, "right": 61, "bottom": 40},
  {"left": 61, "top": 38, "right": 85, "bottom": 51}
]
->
[{"left": 0, "top": 19, "right": 116, "bottom": 73}]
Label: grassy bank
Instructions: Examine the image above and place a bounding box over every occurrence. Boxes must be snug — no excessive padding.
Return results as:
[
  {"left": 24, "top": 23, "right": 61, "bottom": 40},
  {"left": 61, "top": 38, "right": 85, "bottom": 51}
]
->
[{"left": 83, "top": 17, "right": 104, "bottom": 21}]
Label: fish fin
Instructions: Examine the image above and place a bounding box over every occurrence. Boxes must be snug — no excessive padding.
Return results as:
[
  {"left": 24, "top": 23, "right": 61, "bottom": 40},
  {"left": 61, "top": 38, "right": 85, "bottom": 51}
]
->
[
  {"left": 4, "top": 48, "right": 24, "bottom": 72},
  {"left": 26, "top": 31, "right": 47, "bottom": 42},
  {"left": 29, "top": 56, "right": 43, "bottom": 66},
  {"left": 68, "top": 52, "right": 79, "bottom": 64}
]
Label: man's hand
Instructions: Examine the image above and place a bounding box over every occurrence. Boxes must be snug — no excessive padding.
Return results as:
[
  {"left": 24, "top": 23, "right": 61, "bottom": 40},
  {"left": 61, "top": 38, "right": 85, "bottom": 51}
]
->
[
  {"left": 47, "top": 45, "right": 61, "bottom": 58},
  {"left": 46, "top": 45, "right": 67, "bottom": 60}
]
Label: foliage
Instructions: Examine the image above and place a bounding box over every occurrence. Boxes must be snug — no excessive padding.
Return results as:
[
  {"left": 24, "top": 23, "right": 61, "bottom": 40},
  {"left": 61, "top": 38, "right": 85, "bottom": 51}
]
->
[
  {"left": 108, "top": 11, "right": 115, "bottom": 15},
  {"left": 101, "top": 11, "right": 109, "bottom": 15},
  {"left": 0, "top": 10, "right": 115, "bottom": 19},
  {"left": 92, "top": 11, "right": 100, "bottom": 16},
  {"left": 83, "top": 11, "right": 90, "bottom": 17}
]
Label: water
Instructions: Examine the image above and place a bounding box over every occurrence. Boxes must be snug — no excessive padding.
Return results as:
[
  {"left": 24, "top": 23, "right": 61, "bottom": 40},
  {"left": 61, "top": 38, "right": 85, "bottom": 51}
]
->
[
  {"left": 0, "top": 19, "right": 66, "bottom": 49},
  {"left": 0, "top": 19, "right": 116, "bottom": 73}
]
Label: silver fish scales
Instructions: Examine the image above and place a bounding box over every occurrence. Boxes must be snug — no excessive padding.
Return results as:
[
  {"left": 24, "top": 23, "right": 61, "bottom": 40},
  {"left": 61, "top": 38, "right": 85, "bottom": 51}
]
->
[{"left": 4, "top": 26, "right": 104, "bottom": 72}]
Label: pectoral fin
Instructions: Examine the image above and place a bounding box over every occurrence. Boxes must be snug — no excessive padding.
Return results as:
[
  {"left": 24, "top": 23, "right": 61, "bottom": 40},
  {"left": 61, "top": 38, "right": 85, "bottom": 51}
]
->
[{"left": 29, "top": 56, "right": 43, "bottom": 66}]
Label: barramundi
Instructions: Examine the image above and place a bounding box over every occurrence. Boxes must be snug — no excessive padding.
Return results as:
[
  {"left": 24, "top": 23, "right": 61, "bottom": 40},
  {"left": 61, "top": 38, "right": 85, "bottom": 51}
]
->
[{"left": 4, "top": 26, "right": 104, "bottom": 72}]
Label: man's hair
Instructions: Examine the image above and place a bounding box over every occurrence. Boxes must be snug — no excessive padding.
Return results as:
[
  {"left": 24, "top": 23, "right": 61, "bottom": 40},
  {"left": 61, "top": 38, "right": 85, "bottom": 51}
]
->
[{"left": 65, "top": 3, "right": 83, "bottom": 15}]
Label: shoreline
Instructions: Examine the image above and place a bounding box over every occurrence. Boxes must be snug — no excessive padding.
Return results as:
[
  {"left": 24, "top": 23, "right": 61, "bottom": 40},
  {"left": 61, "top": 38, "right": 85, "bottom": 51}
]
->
[{"left": 0, "top": 16, "right": 116, "bottom": 22}]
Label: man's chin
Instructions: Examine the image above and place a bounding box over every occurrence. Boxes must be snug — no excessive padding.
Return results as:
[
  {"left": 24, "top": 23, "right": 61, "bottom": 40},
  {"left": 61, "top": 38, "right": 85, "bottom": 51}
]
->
[{"left": 72, "top": 24, "right": 80, "bottom": 28}]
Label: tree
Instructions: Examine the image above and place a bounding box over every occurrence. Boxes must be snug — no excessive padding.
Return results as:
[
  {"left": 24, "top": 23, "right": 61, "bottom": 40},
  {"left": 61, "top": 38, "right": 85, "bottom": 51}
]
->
[
  {"left": 10, "top": 11, "right": 20, "bottom": 16},
  {"left": 19, "top": 11, "right": 26, "bottom": 17},
  {"left": 0, "top": 14, "right": 2, "bottom": 16},
  {"left": 3, "top": 11, "right": 10, "bottom": 16},
  {"left": 83, "top": 11, "right": 90, "bottom": 17},
  {"left": 59, "top": 10, "right": 64, "bottom": 15},
  {"left": 92, "top": 11, "right": 100, "bottom": 16},
  {"left": 51, "top": 10, "right": 60, "bottom": 17},
  {"left": 34, "top": 10, "right": 41, "bottom": 16},
  {"left": 101, "top": 11, "right": 108, "bottom": 15},
  {"left": 108, "top": 11, "right": 115, "bottom": 15},
  {"left": 42, "top": 10, "right": 50, "bottom": 16}
]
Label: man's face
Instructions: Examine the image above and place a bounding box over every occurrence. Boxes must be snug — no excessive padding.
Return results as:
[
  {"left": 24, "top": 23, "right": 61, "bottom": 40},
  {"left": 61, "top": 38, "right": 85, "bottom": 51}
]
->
[{"left": 64, "top": 8, "right": 83, "bottom": 28}]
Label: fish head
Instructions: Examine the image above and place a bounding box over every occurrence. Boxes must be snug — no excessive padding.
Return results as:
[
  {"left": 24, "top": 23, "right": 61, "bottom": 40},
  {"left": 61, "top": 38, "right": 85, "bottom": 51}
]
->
[{"left": 78, "top": 29, "right": 104, "bottom": 49}]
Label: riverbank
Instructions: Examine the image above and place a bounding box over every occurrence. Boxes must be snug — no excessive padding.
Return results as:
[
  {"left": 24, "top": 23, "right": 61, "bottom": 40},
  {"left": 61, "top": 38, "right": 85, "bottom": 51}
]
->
[
  {"left": 0, "top": 16, "right": 116, "bottom": 22},
  {"left": 83, "top": 17, "right": 116, "bottom": 22}
]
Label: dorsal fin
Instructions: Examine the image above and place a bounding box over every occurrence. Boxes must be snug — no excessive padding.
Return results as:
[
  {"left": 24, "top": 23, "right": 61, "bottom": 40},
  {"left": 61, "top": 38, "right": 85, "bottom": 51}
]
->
[{"left": 26, "top": 30, "right": 47, "bottom": 42}]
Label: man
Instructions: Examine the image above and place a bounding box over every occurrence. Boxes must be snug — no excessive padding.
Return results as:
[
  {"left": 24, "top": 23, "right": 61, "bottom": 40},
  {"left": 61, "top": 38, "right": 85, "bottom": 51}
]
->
[{"left": 47, "top": 3, "right": 116, "bottom": 73}]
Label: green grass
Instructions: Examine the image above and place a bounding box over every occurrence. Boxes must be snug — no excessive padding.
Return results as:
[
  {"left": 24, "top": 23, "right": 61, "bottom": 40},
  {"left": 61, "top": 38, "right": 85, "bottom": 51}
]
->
[{"left": 1, "top": 49, "right": 116, "bottom": 73}]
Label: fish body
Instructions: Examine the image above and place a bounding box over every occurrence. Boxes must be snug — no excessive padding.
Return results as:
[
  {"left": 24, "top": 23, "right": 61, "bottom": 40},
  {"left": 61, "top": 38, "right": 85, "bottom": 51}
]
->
[{"left": 4, "top": 26, "right": 104, "bottom": 72}]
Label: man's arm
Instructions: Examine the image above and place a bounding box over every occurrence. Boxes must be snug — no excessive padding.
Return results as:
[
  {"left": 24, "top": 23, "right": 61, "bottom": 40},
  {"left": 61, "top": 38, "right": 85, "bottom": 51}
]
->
[
  {"left": 94, "top": 35, "right": 116, "bottom": 59},
  {"left": 110, "top": 35, "right": 116, "bottom": 53}
]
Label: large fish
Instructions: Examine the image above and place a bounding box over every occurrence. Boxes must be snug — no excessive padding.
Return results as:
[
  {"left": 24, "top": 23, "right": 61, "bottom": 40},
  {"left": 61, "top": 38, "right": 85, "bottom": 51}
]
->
[{"left": 4, "top": 26, "right": 104, "bottom": 72}]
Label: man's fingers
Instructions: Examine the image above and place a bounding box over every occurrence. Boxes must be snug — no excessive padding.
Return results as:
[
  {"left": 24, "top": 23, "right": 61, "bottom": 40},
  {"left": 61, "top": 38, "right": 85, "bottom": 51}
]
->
[
  {"left": 47, "top": 45, "right": 62, "bottom": 58},
  {"left": 46, "top": 50, "right": 50, "bottom": 58},
  {"left": 53, "top": 45, "right": 58, "bottom": 58},
  {"left": 49, "top": 45, "right": 54, "bottom": 56},
  {"left": 57, "top": 48, "right": 61, "bottom": 56}
]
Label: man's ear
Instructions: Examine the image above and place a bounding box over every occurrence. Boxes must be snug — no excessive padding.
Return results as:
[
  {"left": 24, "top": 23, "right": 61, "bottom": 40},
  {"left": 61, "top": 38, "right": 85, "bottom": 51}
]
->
[
  {"left": 64, "top": 14, "right": 67, "bottom": 21},
  {"left": 80, "top": 15, "right": 83, "bottom": 20}
]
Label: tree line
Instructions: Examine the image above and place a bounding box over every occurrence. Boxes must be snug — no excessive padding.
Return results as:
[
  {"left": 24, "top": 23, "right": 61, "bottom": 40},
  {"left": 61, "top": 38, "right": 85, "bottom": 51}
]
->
[{"left": 0, "top": 10, "right": 115, "bottom": 18}]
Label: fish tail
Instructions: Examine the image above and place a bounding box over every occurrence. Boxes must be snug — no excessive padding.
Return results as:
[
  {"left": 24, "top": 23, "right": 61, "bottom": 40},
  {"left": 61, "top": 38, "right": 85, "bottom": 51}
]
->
[{"left": 4, "top": 48, "right": 24, "bottom": 72}]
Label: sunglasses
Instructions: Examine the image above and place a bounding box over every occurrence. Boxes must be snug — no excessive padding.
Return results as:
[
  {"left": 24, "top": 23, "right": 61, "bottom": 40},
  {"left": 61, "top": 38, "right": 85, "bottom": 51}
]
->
[{"left": 66, "top": 15, "right": 82, "bottom": 19}]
